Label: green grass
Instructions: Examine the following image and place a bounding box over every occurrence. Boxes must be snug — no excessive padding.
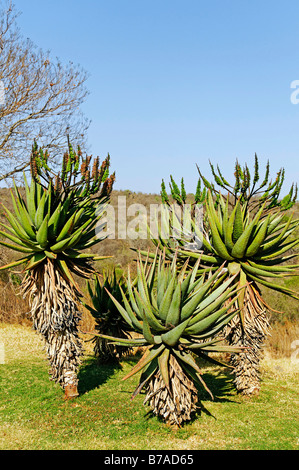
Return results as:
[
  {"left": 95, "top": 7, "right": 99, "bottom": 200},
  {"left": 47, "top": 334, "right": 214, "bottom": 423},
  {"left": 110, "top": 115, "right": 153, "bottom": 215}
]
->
[{"left": 0, "top": 324, "right": 298, "bottom": 450}]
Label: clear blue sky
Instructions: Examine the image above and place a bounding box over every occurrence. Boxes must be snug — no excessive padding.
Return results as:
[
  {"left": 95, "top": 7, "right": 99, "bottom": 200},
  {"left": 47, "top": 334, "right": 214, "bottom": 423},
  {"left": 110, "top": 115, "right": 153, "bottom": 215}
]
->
[{"left": 12, "top": 0, "right": 299, "bottom": 195}]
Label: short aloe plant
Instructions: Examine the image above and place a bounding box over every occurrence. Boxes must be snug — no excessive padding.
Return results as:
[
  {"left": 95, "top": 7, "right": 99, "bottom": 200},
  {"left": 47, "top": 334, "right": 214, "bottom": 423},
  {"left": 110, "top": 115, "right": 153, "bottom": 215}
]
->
[
  {"left": 152, "top": 156, "right": 299, "bottom": 395},
  {"left": 85, "top": 269, "right": 133, "bottom": 362},
  {"left": 93, "top": 252, "right": 245, "bottom": 426},
  {"left": 0, "top": 141, "right": 115, "bottom": 398}
]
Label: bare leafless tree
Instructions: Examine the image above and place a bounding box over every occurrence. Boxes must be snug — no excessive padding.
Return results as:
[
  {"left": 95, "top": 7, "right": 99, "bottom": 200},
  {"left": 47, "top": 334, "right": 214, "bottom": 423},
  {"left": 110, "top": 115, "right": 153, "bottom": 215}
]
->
[{"left": 0, "top": 1, "right": 90, "bottom": 182}]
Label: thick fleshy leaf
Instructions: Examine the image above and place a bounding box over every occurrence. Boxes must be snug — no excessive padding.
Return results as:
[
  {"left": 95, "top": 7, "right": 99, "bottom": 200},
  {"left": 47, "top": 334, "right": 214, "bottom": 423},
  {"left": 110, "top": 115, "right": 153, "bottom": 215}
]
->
[
  {"left": 246, "top": 272, "right": 299, "bottom": 300},
  {"left": 83, "top": 331, "right": 146, "bottom": 347},
  {"left": 158, "top": 347, "right": 171, "bottom": 391},
  {"left": 161, "top": 318, "right": 190, "bottom": 347},
  {"left": 121, "top": 344, "right": 165, "bottom": 381},
  {"left": 0, "top": 257, "right": 28, "bottom": 271},
  {"left": 0, "top": 240, "right": 33, "bottom": 253},
  {"left": 134, "top": 289, "right": 167, "bottom": 332},
  {"left": 132, "top": 358, "right": 158, "bottom": 399},
  {"left": 107, "top": 285, "right": 143, "bottom": 332}
]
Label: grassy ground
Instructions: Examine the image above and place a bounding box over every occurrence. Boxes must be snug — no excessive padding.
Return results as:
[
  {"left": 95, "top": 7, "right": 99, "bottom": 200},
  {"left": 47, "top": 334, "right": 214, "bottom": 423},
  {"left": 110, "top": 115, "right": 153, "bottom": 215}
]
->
[{"left": 0, "top": 323, "right": 298, "bottom": 450}]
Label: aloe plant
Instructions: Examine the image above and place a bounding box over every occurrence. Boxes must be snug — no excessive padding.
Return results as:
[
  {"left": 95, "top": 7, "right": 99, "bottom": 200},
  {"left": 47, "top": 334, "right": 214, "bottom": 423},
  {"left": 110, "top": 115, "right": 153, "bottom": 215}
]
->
[
  {"left": 92, "top": 251, "right": 245, "bottom": 426},
  {"left": 85, "top": 269, "right": 133, "bottom": 362},
  {"left": 0, "top": 141, "right": 115, "bottom": 398},
  {"left": 149, "top": 156, "right": 299, "bottom": 395}
]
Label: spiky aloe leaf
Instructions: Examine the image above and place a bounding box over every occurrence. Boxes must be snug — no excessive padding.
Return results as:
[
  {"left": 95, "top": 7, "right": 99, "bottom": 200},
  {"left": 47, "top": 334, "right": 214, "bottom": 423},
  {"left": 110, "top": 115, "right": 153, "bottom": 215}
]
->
[
  {"left": 0, "top": 257, "right": 29, "bottom": 271},
  {"left": 121, "top": 344, "right": 166, "bottom": 381}
]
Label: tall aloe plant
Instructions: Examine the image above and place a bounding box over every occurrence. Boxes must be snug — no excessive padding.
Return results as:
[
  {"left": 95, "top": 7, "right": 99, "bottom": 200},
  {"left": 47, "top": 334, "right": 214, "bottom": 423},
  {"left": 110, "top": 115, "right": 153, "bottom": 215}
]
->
[
  {"left": 90, "top": 251, "right": 245, "bottom": 426},
  {"left": 149, "top": 156, "right": 299, "bottom": 395},
  {"left": 0, "top": 141, "right": 115, "bottom": 398}
]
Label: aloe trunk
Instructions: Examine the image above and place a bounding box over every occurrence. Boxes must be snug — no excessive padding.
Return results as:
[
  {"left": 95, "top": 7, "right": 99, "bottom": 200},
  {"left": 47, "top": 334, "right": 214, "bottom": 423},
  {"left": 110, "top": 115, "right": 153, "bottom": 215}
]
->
[{"left": 22, "top": 259, "right": 83, "bottom": 396}]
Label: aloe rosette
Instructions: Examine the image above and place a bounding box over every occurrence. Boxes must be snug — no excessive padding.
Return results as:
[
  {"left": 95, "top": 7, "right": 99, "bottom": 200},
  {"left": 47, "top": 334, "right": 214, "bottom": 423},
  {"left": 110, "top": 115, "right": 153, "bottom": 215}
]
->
[
  {"left": 0, "top": 142, "right": 115, "bottom": 397},
  {"left": 92, "top": 252, "right": 245, "bottom": 426},
  {"left": 199, "top": 189, "right": 299, "bottom": 300},
  {"left": 0, "top": 176, "right": 108, "bottom": 278}
]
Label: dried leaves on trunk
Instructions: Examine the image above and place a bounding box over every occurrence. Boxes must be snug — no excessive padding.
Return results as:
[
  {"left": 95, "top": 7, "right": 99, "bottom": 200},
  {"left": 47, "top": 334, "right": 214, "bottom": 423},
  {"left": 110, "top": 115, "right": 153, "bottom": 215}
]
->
[
  {"left": 225, "top": 283, "right": 270, "bottom": 395},
  {"left": 22, "top": 259, "right": 83, "bottom": 389}
]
